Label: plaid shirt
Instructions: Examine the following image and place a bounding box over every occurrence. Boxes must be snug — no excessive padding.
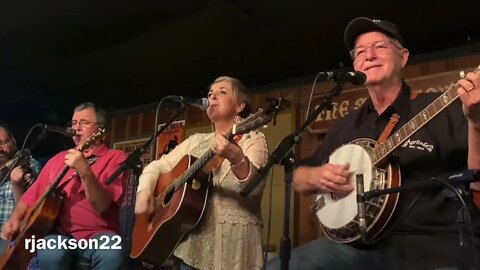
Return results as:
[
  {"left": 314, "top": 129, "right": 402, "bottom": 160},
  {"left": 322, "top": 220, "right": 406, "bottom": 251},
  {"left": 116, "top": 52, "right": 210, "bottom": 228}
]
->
[{"left": 0, "top": 156, "right": 42, "bottom": 227}]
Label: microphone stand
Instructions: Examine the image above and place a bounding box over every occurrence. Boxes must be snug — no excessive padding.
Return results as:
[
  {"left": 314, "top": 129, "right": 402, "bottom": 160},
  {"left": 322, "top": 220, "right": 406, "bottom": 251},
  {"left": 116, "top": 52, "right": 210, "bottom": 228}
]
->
[
  {"left": 358, "top": 171, "right": 480, "bottom": 270},
  {"left": 457, "top": 200, "right": 470, "bottom": 270},
  {"left": 104, "top": 106, "right": 188, "bottom": 269},
  {"left": 241, "top": 79, "right": 347, "bottom": 270}
]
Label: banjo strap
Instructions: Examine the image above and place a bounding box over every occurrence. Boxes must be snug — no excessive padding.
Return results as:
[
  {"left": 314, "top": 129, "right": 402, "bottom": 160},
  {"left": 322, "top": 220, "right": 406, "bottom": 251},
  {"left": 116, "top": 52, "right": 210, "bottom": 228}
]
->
[
  {"left": 377, "top": 113, "right": 400, "bottom": 144},
  {"left": 377, "top": 90, "right": 419, "bottom": 144}
]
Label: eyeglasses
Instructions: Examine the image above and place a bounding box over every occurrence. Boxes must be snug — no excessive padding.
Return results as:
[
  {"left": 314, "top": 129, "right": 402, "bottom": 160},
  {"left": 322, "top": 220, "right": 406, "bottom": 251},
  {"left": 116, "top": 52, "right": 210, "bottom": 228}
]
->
[
  {"left": 350, "top": 40, "right": 403, "bottom": 61},
  {"left": 67, "top": 120, "right": 100, "bottom": 127}
]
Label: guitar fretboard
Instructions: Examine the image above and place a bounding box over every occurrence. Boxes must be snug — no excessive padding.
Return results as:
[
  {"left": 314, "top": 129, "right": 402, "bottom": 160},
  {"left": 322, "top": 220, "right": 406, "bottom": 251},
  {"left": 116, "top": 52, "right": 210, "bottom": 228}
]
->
[
  {"left": 370, "top": 82, "right": 458, "bottom": 165},
  {"left": 172, "top": 149, "right": 216, "bottom": 191}
]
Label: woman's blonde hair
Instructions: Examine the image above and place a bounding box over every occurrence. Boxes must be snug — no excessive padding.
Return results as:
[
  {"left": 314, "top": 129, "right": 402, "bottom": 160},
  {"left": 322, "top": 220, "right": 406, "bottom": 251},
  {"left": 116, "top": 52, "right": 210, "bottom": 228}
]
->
[{"left": 210, "top": 76, "right": 252, "bottom": 118}]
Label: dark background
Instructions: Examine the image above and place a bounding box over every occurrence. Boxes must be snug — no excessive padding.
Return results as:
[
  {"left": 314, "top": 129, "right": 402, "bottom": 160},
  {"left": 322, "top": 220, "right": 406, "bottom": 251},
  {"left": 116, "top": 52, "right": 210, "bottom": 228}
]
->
[{"left": 1, "top": 0, "right": 480, "bottom": 158}]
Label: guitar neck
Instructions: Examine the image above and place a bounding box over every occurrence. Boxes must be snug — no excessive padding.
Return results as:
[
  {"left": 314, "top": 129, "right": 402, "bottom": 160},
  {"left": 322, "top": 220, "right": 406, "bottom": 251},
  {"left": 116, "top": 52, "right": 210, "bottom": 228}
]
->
[
  {"left": 371, "top": 84, "right": 458, "bottom": 165},
  {"left": 175, "top": 150, "right": 216, "bottom": 189},
  {"left": 29, "top": 164, "right": 69, "bottom": 215}
]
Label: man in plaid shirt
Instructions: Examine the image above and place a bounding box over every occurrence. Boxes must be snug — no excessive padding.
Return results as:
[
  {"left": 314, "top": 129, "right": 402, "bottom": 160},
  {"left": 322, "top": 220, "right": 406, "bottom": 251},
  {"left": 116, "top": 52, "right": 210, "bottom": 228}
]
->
[{"left": 0, "top": 122, "right": 42, "bottom": 243}]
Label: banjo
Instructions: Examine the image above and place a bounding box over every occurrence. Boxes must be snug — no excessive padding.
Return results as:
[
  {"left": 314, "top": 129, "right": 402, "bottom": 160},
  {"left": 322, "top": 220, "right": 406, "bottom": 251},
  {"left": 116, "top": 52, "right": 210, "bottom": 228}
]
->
[{"left": 312, "top": 66, "right": 479, "bottom": 243}]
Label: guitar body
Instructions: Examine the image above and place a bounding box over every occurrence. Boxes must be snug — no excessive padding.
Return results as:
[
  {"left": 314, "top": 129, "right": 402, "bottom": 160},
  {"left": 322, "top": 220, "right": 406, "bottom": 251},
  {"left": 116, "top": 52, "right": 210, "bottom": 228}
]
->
[
  {"left": 0, "top": 192, "right": 64, "bottom": 270},
  {"left": 131, "top": 155, "right": 211, "bottom": 265},
  {"left": 312, "top": 138, "right": 400, "bottom": 243}
]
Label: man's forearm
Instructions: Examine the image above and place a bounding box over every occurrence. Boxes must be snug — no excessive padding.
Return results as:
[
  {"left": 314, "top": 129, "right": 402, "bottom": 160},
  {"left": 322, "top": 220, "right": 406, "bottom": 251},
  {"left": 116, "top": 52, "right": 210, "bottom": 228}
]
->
[
  {"left": 293, "top": 166, "right": 317, "bottom": 195},
  {"left": 11, "top": 184, "right": 26, "bottom": 204},
  {"left": 11, "top": 200, "right": 28, "bottom": 221},
  {"left": 79, "top": 169, "right": 113, "bottom": 213}
]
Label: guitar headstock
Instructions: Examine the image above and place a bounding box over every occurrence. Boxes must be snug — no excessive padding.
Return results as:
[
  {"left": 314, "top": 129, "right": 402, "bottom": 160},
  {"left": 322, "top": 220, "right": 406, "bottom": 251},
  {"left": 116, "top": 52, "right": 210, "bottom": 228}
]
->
[
  {"left": 231, "top": 98, "right": 290, "bottom": 137},
  {"left": 77, "top": 128, "right": 105, "bottom": 152}
]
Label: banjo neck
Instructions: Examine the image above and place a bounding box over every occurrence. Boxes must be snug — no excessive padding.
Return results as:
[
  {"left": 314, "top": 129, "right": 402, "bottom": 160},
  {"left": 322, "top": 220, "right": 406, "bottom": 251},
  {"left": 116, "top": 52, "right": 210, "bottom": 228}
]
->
[{"left": 370, "top": 82, "right": 458, "bottom": 166}]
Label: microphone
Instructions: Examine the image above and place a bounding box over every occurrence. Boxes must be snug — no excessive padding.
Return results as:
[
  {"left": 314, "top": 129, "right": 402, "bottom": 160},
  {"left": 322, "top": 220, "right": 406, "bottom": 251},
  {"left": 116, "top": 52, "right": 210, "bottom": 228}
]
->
[
  {"left": 318, "top": 70, "right": 367, "bottom": 85},
  {"left": 356, "top": 174, "right": 367, "bottom": 242},
  {"left": 41, "top": 124, "right": 76, "bottom": 137},
  {"left": 166, "top": 96, "right": 209, "bottom": 110},
  {"left": 434, "top": 170, "right": 480, "bottom": 185}
]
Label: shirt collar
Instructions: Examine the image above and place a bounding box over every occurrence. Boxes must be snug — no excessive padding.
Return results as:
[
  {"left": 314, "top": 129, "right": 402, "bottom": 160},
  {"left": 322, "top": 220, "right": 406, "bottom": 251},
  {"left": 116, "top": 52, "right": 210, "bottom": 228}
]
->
[
  {"left": 85, "top": 144, "right": 108, "bottom": 158},
  {"left": 360, "top": 80, "right": 411, "bottom": 119}
]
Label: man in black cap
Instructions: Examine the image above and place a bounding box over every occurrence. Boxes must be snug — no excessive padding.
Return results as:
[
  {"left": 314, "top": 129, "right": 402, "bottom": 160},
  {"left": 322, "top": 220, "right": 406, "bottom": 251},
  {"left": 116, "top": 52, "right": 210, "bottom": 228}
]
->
[{"left": 267, "top": 17, "right": 480, "bottom": 269}]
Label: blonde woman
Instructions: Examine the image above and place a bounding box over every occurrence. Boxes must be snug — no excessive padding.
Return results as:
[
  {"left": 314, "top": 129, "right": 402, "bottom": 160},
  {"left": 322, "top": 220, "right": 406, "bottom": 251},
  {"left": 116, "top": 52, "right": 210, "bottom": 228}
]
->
[{"left": 135, "top": 76, "right": 268, "bottom": 270}]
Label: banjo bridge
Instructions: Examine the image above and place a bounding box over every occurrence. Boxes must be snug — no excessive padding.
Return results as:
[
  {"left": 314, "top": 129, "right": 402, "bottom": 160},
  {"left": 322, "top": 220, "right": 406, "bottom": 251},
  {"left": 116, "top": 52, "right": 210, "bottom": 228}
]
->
[{"left": 311, "top": 195, "right": 325, "bottom": 213}]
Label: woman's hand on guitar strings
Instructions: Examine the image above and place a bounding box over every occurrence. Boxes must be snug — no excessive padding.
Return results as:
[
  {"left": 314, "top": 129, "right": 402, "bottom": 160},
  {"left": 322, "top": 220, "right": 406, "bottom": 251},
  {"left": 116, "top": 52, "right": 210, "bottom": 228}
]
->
[{"left": 135, "top": 190, "right": 155, "bottom": 215}]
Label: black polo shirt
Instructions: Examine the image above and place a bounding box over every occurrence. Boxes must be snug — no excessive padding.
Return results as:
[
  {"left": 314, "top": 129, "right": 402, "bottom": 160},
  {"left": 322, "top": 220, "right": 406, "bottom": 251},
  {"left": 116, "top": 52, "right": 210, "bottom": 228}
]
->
[{"left": 302, "top": 82, "right": 480, "bottom": 268}]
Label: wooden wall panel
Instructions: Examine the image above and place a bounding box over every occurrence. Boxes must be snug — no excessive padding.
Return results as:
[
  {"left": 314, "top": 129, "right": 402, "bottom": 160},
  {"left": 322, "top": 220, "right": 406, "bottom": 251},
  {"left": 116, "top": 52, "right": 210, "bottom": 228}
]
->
[
  {"left": 112, "top": 115, "right": 128, "bottom": 140},
  {"left": 139, "top": 111, "right": 157, "bottom": 136},
  {"left": 126, "top": 115, "right": 139, "bottom": 138}
]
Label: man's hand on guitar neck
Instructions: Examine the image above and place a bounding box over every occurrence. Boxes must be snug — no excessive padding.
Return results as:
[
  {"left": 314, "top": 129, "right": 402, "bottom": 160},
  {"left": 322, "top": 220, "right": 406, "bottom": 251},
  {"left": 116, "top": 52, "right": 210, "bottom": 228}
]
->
[{"left": 65, "top": 149, "right": 91, "bottom": 176}]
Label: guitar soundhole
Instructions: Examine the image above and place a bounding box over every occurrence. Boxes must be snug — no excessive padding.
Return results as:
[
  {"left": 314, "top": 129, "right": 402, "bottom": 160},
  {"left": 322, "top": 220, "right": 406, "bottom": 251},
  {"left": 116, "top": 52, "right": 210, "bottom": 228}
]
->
[{"left": 163, "top": 188, "right": 174, "bottom": 206}]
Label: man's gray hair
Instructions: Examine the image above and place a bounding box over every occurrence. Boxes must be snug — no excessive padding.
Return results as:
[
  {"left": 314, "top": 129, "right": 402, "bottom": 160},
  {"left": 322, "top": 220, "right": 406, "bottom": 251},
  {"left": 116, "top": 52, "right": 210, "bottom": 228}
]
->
[{"left": 74, "top": 102, "right": 106, "bottom": 127}]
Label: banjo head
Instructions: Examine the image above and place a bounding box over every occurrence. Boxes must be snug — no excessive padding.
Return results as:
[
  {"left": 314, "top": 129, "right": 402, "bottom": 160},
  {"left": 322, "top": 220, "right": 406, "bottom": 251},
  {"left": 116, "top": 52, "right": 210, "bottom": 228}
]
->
[{"left": 315, "top": 142, "right": 373, "bottom": 229}]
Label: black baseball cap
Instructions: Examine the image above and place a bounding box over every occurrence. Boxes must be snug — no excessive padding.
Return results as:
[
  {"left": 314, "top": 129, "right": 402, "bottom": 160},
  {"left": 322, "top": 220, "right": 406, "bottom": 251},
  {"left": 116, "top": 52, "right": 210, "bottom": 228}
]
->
[{"left": 344, "top": 17, "right": 405, "bottom": 51}]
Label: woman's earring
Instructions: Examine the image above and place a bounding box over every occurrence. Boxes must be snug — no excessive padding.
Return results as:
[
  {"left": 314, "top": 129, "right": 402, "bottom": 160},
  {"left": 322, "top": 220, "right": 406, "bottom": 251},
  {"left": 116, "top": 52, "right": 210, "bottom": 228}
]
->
[{"left": 234, "top": 115, "right": 241, "bottom": 123}]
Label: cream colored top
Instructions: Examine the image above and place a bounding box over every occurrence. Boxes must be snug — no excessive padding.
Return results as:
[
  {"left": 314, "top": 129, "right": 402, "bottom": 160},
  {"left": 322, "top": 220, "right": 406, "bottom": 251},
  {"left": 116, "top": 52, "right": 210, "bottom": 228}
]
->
[{"left": 138, "top": 131, "right": 268, "bottom": 270}]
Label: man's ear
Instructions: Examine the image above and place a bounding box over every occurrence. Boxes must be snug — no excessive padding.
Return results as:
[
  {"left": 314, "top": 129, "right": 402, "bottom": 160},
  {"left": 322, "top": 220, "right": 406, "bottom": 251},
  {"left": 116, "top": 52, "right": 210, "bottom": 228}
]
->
[{"left": 400, "top": 48, "right": 410, "bottom": 68}]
